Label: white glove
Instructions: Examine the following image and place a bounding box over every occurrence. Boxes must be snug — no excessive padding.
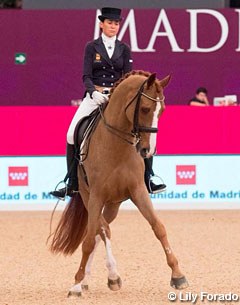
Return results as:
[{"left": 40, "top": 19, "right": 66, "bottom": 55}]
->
[{"left": 92, "top": 90, "right": 108, "bottom": 105}]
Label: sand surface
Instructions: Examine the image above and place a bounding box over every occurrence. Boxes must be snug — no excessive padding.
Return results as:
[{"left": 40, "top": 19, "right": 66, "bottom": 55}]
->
[{"left": 0, "top": 210, "right": 240, "bottom": 305}]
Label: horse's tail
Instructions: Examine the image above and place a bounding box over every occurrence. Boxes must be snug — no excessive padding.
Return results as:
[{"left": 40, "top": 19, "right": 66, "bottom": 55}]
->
[{"left": 50, "top": 192, "right": 88, "bottom": 256}]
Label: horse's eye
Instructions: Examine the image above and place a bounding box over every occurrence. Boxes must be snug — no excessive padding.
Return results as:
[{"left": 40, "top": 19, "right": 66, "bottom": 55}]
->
[{"left": 141, "top": 107, "right": 150, "bottom": 114}]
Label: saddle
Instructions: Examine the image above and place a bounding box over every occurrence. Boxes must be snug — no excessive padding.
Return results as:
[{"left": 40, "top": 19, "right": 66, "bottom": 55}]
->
[{"left": 73, "top": 104, "right": 107, "bottom": 163}]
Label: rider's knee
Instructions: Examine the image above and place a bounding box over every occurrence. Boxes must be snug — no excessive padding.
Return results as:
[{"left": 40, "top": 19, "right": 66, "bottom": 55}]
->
[{"left": 67, "top": 132, "right": 74, "bottom": 145}]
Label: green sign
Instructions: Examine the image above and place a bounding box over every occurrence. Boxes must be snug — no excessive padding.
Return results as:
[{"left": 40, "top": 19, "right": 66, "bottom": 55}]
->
[{"left": 15, "top": 53, "right": 26, "bottom": 64}]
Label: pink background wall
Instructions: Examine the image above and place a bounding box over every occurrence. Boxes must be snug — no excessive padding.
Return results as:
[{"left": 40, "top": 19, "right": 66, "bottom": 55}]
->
[{"left": 1, "top": 106, "right": 239, "bottom": 156}]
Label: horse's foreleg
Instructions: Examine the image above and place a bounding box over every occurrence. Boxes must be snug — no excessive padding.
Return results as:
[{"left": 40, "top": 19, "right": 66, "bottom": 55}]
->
[
  {"left": 68, "top": 195, "right": 103, "bottom": 297},
  {"left": 99, "top": 216, "right": 122, "bottom": 291},
  {"left": 132, "top": 189, "right": 189, "bottom": 290}
]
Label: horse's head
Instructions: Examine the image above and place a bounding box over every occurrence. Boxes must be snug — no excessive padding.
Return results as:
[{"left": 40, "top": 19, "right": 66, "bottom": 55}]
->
[{"left": 125, "top": 72, "right": 171, "bottom": 158}]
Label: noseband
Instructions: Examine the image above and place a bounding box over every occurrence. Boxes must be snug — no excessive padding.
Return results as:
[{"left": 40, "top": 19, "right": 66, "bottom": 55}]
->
[{"left": 99, "top": 77, "right": 165, "bottom": 146}]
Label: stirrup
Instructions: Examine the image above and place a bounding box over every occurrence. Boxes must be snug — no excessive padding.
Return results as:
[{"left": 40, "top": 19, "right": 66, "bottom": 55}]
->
[
  {"left": 147, "top": 175, "right": 167, "bottom": 194},
  {"left": 148, "top": 181, "right": 167, "bottom": 194},
  {"left": 49, "top": 181, "right": 68, "bottom": 201}
]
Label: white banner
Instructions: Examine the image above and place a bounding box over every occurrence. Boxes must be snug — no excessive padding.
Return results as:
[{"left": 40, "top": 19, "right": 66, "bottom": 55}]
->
[
  {"left": 0, "top": 157, "right": 67, "bottom": 210},
  {"left": 149, "top": 155, "right": 240, "bottom": 209},
  {"left": 0, "top": 155, "right": 240, "bottom": 210}
]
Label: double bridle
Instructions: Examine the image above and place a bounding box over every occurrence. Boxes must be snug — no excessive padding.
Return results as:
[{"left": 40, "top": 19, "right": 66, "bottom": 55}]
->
[{"left": 99, "top": 78, "right": 165, "bottom": 146}]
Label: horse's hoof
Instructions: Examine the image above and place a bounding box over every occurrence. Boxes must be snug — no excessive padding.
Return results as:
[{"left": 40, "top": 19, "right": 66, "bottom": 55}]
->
[
  {"left": 170, "top": 276, "right": 189, "bottom": 290},
  {"left": 82, "top": 284, "right": 89, "bottom": 291},
  {"left": 67, "top": 291, "right": 82, "bottom": 297},
  {"left": 67, "top": 283, "right": 82, "bottom": 297},
  {"left": 107, "top": 277, "right": 122, "bottom": 291}
]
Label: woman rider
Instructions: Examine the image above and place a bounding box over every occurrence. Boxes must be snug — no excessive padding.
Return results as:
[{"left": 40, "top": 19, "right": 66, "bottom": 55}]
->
[{"left": 50, "top": 7, "right": 166, "bottom": 199}]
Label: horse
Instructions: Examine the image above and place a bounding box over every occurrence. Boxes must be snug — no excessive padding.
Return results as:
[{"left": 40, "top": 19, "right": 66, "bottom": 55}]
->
[{"left": 50, "top": 70, "right": 189, "bottom": 297}]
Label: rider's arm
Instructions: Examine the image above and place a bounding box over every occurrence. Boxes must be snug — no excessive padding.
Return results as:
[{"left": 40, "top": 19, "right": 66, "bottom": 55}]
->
[
  {"left": 82, "top": 42, "right": 96, "bottom": 97},
  {"left": 123, "top": 44, "right": 133, "bottom": 74}
]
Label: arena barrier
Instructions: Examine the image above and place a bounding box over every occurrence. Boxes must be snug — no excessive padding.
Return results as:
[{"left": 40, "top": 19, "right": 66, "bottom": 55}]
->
[{"left": 0, "top": 155, "right": 240, "bottom": 210}]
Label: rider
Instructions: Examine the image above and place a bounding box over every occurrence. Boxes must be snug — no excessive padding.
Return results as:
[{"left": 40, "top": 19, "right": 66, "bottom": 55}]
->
[{"left": 50, "top": 7, "right": 166, "bottom": 199}]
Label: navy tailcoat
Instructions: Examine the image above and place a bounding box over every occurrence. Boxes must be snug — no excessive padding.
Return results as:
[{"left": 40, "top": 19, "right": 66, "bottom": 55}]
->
[{"left": 82, "top": 36, "right": 133, "bottom": 95}]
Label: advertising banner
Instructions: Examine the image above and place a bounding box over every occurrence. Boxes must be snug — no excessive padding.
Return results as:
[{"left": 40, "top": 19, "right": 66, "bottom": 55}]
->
[
  {"left": 1, "top": 155, "right": 239, "bottom": 210},
  {"left": 150, "top": 155, "right": 240, "bottom": 209},
  {"left": 0, "top": 9, "right": 239, "bottom": 105},
  {"left": 0, "top": 156, "right": 66, "bottom": 210}
]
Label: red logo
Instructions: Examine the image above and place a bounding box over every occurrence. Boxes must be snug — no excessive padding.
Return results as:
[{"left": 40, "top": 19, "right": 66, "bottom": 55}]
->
[
  {"left": 8, "top": 166, "right": 28, "bottom": 186},
  {"left": 176, "top": 165, "right": 196, "bottom": 185}
]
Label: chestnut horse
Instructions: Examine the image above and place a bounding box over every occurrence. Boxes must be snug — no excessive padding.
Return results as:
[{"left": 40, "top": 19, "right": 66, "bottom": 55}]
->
[{"left": 50, "top": 70, "right": 188, "bottom": 296}]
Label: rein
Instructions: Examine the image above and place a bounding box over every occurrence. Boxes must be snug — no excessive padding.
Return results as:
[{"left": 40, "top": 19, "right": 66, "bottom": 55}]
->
[
  {"left": 99, "top": 106, "right": 139, "bottom": 146},
  {"left": 99, "top": 77, "right": 164, "bottom": 146}
]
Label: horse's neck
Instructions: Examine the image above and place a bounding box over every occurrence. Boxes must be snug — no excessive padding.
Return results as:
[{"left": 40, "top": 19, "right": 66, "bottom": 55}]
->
[
  {"left": 104, "top": 89, "right": 131, "bottom": 132},
  {"left": 88, "top": 79, "right": 143, "bottom": 164},
  {"left": 104, "top": 77, "right": 144, "bottom": 128}
]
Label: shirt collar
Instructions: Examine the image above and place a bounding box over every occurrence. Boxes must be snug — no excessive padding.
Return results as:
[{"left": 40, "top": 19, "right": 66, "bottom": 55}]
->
[{"left": 101, "top": 33, "right": 116, "bottom": 45}]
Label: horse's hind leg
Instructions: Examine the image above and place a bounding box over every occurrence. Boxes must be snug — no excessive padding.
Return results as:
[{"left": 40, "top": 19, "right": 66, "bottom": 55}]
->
[
  {"left": 68, "top": 195, "right": 103, "bottom": 297},
  {"left": 132, "top": 189, "right": 189, "bottom": 290},
  {"left": 81, "top": 234, "right": 101, "bottom": 291},
  {"left": 103, "top": 202, "right": 121, "bottom": 223},
  {"left": 78, "top": 202, "right": 122, "bottom": 292},
  {"left": 98, "top": 215, "right": 122, "bottom": 291}
]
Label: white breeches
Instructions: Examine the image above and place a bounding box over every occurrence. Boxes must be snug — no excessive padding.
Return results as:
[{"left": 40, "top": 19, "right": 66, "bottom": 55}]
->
[{"left": 67, "top": 93, "right": 107, "bottom": 145}]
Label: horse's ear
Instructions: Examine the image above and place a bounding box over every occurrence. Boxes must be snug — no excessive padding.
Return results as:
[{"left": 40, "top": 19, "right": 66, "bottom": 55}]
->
[
  {"left": 146, "top": 73, "right": 156, "bottom": 89},
  {"left": 160, "top": 75, "right": 171, "bottom": 88}
]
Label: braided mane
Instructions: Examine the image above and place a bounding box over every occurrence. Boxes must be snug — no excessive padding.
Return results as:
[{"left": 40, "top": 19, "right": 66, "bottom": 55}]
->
[{"left": 110, "top": 70, "right": 161, "bottom": 95}]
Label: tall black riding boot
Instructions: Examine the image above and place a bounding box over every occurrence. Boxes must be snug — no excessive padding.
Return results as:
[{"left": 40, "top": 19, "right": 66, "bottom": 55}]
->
[
  {"left": 50, "top": 144, "right": 79, "bottom": 199},
  {"left": 144, "top": 156, "right": 166, "bottom": 194}
]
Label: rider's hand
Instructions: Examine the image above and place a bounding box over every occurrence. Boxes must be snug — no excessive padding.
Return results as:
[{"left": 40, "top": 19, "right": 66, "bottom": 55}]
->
[{"left": 92, "top": 90, "right": 108, "bottom": 105}]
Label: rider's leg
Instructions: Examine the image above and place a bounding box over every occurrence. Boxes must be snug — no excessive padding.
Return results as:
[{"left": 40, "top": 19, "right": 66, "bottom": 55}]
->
[
  {"left": 50, "top": 93, "right": 101, "bottom": 199},
  {"left": 50, "top": 143, "right": 79, "bottom": 199}
]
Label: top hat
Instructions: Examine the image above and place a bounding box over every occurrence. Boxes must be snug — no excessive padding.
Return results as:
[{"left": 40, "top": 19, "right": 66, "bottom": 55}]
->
[{"left": 98, "top": 7, "right": 122, "bottom": 22}]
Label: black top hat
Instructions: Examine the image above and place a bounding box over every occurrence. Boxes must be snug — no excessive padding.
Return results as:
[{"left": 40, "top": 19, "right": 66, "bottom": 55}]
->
[{"left": 98, "top": 7, "right": 122, "bottom": 22}]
